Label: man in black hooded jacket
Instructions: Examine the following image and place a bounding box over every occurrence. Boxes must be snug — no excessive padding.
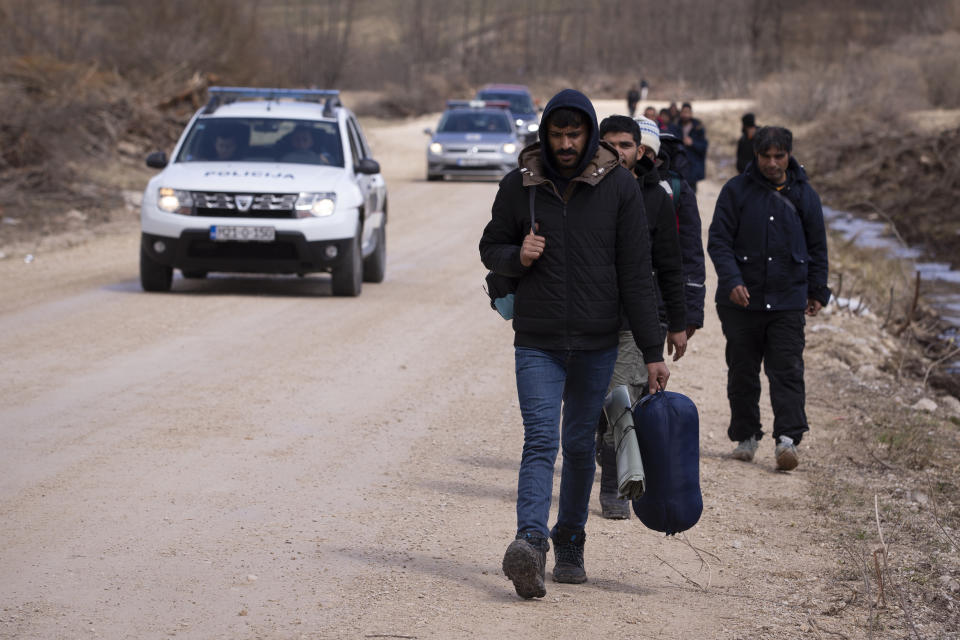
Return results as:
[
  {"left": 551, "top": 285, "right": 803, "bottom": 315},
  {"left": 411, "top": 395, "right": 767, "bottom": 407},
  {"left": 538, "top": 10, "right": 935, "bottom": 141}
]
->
[
  {"left": 480, "top": 89, "right": 668, "bottom": 599},
  {"left": 708, "top": 126, "right": 831, "bottom": 472}
]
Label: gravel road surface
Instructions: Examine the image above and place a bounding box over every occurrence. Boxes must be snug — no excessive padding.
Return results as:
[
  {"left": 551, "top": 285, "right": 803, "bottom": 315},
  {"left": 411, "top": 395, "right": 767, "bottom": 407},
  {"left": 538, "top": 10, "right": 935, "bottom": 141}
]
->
[{"left": 2, "top": 100, "right": 839, "bottom": 639}]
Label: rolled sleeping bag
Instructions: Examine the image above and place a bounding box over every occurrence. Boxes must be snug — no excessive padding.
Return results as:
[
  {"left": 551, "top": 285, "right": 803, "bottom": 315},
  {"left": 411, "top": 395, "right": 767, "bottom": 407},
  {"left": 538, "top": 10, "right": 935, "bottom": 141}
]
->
[{"left": 631, "top": 391, "right": 702, "bottom": 535}]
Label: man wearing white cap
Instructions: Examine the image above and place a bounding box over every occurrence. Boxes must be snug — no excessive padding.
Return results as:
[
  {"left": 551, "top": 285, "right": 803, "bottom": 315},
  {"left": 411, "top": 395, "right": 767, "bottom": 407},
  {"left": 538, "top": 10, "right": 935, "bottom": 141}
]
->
[{"left": 596, "top": 115, "right": 686, "bottom": 518}]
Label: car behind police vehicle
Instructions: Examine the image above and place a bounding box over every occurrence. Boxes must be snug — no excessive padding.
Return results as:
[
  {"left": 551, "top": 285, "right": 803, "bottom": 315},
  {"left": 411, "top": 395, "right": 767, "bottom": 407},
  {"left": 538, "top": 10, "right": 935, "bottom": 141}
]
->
[
  {"left": 140, "top": 87, "right": 387, "bottom": 296},
  {"left": 475, "top": 84, "right": 540, "bottom": 145},
  {"left": 424, "top": 100, "right": 521, "bottom": 181}
]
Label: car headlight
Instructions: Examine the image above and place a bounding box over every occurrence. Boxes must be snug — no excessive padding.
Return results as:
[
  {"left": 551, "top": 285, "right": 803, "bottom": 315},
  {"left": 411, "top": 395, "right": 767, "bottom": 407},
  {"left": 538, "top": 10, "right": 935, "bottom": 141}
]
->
[
  {"left": 527, "top": 123, "right": 539, "bottom": 132},
  {"left": 502, "top": 143, "right": 517, "bottom": 154},
  {"left": 515, "top": 118, "right": 524, "bottom": 127},
  {"left": 157, "top": 188, "right": 193, "bottom": 214},
  {"left": 295, "top": 192, "right": 337, "bottom": 218},
  {"left": 429, "top": 142, "right": 443, "bottom": 154}
]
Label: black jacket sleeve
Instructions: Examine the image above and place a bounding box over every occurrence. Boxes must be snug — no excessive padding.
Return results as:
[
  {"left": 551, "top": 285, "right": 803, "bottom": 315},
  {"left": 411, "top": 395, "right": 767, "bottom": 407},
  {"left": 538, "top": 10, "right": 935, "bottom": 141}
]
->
[
  {"left": 650, "top": 189, "right": 686, "bottom": 333},
  {"left": 801, "top": 187, "right": 832, "bottom": 305},
  {"left": 479, "top": 174, "right": 529, "bottom": 278},
  {"left": 677, "top": 181, "right": 705, "bottom": 328},
  {"left": 615, "top": 175, "right": 665, "bottom": 363},
  {"left": 736, "top": 137, "right": 753, "bottom": 174},
  {"left": 707, "top": 181, "right": 744, "bottom": 302}
]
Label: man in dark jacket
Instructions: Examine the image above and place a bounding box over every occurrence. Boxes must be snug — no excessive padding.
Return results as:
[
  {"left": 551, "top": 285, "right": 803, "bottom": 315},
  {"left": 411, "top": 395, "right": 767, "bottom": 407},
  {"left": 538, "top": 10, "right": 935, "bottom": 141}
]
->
[
  {"left": 626, "top": 86, "right": 640, "bottom": 117},
  {"left": 480, "top": 89, "right": 669, "bottom": 599},
  {"left": 596, "top": 114, "right": 686, "bottom": 519},
  {"left": 658, "top": 131, "right": 706, "bottom": 337},
  {"left": 736, "top": 113, "right": 757, "bottom": 174},
  {"left": 707, "top": 126, "right": 831, "bottom": 472},
  {"left": 669, "top": 102, "right": 708, "bottom": 193}
]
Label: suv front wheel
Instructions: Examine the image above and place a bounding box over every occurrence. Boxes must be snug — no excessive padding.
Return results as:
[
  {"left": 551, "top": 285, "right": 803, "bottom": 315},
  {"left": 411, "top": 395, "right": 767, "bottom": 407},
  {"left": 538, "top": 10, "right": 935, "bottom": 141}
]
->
[
  {"left": 331, "top": 226, "right": 362, "bottom": 297},
  {"left": 362, "top": 225, "right": 386, "bottom": 283},
  {"left": 140, "top": 245, "right": 173, "bottom": 292}
]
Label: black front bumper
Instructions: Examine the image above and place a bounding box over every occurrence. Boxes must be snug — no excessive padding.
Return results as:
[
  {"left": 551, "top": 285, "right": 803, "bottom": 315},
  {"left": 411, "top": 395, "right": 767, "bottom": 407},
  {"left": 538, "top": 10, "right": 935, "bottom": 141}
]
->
[{"left": 141, "top": 230, "right": 353, "bottom": 274}]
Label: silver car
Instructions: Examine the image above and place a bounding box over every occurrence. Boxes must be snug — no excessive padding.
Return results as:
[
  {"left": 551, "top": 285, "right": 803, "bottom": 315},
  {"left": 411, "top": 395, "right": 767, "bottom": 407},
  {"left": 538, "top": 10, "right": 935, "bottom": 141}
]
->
[{"left": 425, "top": 101, "right": 521, "bottom": 181}]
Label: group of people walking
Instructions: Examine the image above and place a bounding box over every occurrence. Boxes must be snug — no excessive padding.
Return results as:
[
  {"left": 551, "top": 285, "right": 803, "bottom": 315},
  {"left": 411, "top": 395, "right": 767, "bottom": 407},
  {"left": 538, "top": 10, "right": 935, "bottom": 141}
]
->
[
  {"left": 479, "top": 87, "right": 831, "bottom": 599},
  {"left": 633, "top": 98, "right": 709, "bottom": 195}
]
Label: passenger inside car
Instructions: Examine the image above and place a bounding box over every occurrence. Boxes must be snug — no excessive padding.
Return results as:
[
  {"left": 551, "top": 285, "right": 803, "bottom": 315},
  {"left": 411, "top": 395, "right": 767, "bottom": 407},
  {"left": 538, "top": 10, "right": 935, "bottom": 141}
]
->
[
  {"left": 201, "top": 123, "right": 249, "bottom": 161},
  {"left": 278, "top": 125, "right": 338, "bottom": 165}
]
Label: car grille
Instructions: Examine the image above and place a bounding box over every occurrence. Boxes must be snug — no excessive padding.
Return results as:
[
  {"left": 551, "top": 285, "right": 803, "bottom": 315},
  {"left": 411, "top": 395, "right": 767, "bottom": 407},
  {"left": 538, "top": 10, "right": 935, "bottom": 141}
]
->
[
  {"left": 192, "top": 192, "right": 298, "bottom": 218},
  {"left": 443, "top": 145, "right": 501, "bottom": 154}
]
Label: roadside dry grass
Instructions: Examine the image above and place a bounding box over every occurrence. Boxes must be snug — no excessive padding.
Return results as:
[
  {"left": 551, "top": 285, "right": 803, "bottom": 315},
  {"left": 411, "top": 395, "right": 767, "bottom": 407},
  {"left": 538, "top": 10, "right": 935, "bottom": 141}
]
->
[{"left": 798, "top": 241, "right": 960, "bottom": 637}]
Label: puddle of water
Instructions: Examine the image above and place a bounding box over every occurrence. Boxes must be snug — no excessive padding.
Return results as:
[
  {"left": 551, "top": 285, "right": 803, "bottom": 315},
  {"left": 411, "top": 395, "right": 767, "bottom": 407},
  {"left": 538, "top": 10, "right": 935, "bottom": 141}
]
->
[
  {"left": 822, "top": 207, "right": 922, "bottom": 259},
  {"left": 823, "top": 206, "right": 960, "bottom": 379}
]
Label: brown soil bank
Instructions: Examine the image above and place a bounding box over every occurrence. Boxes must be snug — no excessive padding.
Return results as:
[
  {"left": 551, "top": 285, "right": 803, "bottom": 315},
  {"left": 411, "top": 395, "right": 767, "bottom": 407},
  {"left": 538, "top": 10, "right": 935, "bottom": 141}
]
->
[{"left": 805, "top": 118, "right": 960, "bottom": 264}]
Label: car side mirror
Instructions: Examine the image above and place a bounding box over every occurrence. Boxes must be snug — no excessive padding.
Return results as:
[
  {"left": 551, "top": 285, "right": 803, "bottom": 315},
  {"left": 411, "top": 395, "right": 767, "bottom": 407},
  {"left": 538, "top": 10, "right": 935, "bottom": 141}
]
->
[
  {"left": 355, "top": 158, "right": 381, "bottom": 175},
  {"left": 423, "top": 128, "right": 433, "bottom": 136},
  {"left": 146, "top": 151, "right": 168, "bottom": 169}
]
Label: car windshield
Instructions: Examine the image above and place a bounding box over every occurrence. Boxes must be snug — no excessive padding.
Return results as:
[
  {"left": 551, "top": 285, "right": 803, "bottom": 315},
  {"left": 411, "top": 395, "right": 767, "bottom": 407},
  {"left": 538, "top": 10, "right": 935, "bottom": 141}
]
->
[
  {"left": 437, "top": 111, "right": 512, "bottom": 134},
  {"left": 477, "top": 91, "right": 535, "bottom": 115},
  {"left": 175, "top": 117, "right": 344, "bottom": 166}
]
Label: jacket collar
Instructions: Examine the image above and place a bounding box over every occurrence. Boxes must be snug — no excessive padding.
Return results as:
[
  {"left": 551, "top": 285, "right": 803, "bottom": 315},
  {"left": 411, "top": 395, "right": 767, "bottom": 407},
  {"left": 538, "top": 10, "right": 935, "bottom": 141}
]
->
[{"left": 518, "top": 140, "right": 620, "bottom": 188}]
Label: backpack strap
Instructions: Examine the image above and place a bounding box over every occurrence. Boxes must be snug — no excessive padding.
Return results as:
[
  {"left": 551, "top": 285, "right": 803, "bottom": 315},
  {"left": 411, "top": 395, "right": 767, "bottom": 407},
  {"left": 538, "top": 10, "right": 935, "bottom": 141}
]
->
[
  {"left": 528, "top": 185, "right": 536, "bottom": 232},
  {"left": 770, "top": 188, "right": 798, "bottom": 216}
]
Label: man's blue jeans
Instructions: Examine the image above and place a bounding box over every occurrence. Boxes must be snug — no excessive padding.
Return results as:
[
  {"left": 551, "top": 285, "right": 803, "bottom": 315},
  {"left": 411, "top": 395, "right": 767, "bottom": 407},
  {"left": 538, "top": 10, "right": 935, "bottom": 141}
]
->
[{"left": 514, "top": 346, "right": 618, "bottom": 538}]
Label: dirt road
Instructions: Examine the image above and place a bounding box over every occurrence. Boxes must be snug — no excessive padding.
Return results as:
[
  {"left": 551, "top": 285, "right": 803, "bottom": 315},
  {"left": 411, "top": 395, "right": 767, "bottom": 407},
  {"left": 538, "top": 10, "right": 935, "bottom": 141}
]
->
[{"left": 2, "top": 100, "right": 858, "bottom": 639}]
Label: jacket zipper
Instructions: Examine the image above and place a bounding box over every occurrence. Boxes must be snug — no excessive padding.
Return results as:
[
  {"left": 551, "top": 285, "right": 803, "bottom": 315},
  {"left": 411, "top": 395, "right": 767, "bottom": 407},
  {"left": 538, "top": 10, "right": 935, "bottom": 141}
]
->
[
  {"left": 562, "top": 200, "right": 570, "bottom": 350},
  {"left": 542, "top": 181, "right": 571, "bottom": 349}
]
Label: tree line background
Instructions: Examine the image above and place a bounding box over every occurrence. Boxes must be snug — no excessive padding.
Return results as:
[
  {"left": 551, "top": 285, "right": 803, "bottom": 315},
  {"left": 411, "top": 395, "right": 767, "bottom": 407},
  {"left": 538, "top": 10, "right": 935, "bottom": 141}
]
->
[
  {"left": 2, "top": 0, "right": 959, "bottom": 107},
  {"left": 0, "top": 0, "right": 959, "bottom": 216}
]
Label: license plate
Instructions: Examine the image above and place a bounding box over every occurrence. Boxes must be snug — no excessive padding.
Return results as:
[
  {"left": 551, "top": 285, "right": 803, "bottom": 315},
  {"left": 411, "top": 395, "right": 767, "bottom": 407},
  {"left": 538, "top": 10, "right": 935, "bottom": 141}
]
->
[
  {"left": 209, "top": 225, "right": 276, "bottom": 242},
  {"left": 457, "top": 158, "right": 487, "bottom": 167}
]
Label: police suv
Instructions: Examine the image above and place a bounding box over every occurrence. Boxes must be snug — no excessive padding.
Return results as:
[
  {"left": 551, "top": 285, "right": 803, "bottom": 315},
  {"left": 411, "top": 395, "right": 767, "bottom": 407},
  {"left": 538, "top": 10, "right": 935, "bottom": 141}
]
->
[{"left": 140, "top": 87, "right": 387, "bottom": 296}]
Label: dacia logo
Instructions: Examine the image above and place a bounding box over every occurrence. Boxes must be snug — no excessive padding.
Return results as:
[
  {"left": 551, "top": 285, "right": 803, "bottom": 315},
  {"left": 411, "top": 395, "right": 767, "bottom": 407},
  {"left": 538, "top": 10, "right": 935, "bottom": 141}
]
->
[{"left": 235, "top": 195, "right": 253, "bottom": 211}]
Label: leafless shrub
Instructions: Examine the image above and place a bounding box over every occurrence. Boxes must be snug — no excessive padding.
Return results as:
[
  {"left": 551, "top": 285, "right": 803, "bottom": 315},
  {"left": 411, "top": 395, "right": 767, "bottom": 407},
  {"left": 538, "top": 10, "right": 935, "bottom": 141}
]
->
[
  {"left": 755, "top": 47, "right": 929, "bottom": 123},
  {"left": 356, "top": 73, "right": 473, "bottom": 119},
  {"left": 910, "top": 31, "right": 960, "bottom": 108}
]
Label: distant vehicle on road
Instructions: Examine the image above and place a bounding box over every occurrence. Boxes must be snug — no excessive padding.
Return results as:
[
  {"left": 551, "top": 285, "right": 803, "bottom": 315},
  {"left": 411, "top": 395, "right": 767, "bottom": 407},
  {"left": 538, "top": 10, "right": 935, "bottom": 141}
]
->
[
  {"left": 476, "top": 84, "right": 540, "bottom": 145},
  {"left": 424, "top": 100, "right": 521, "bottom": 182},
  {"left": 139, "top": 86, "right": 387, "bottom": 296}
]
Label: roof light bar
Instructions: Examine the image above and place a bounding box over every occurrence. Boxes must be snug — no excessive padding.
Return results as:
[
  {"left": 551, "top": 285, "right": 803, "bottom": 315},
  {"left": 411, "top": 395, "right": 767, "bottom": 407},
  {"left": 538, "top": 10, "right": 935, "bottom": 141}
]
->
[
  {"left": 204, "top": 87, "right": 342, "bottom": 114},
  {"left": 445, "top": 99, "right": 511, "bottom": 110}
]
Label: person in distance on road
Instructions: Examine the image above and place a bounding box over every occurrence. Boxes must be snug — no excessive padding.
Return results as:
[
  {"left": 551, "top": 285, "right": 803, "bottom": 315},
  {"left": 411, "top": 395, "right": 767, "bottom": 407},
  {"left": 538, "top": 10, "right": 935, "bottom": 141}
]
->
[
  {"left": 479, "top": 89, "right": 668, "bottom": 599},
  {"left": 737, "top": 113, "right": 758, "bottom": 174},
  {"left": 596, "top": 114, "right": 686, "bottom": 519},
  {"left": 626, "top": 85, "right": 640, "bottom": 117},
  {"left": 707, "top": 126, "right": 831, "bottom": 472},
  {"left": 668, "top": 102, "right": 708, "bottom": 193},
  {"left": 667, "top": 101, "right": 680, "bottom": 124}
]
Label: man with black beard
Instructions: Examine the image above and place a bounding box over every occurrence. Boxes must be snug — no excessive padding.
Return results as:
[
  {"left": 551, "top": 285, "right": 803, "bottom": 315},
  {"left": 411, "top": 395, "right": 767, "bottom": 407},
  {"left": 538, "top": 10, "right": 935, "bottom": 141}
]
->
[
  {"left": 596, "top": 114, "right": 686, "bottom": 519},
  {"left": 708, "top": 126, "right": 831, "bottom": 471},
  {"left": 480, "top": 89, "right": 669, "bottom": 599}
]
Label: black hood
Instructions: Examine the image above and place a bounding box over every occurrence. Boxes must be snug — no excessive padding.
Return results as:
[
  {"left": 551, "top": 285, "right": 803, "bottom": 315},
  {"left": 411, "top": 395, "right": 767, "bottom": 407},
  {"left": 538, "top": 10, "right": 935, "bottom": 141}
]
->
[
  {"left": 658, "top": 132, "right": 688, "bottom": 176},
  {"left": 538, "top": 88, "right": 600, "bottom": 183},
  {"left": 635, "top": 154, "right": 659, "bottom": 186}
]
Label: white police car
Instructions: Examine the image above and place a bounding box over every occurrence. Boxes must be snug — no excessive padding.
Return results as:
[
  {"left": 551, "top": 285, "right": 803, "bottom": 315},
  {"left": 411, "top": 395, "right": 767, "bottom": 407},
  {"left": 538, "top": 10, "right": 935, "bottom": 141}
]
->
[{"left": 140, "top": 87, "right": 387, "bottom": 296}]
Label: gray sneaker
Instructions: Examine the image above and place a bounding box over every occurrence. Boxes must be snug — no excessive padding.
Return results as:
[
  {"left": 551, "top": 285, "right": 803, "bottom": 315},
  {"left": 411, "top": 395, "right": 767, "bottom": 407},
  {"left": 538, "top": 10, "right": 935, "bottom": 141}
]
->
[
  {"left": 731, "top": 435, "right": 759, "bottom": 462},
  {"left": 775, "top": 436, "right": 799, "bottom": 471}
]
